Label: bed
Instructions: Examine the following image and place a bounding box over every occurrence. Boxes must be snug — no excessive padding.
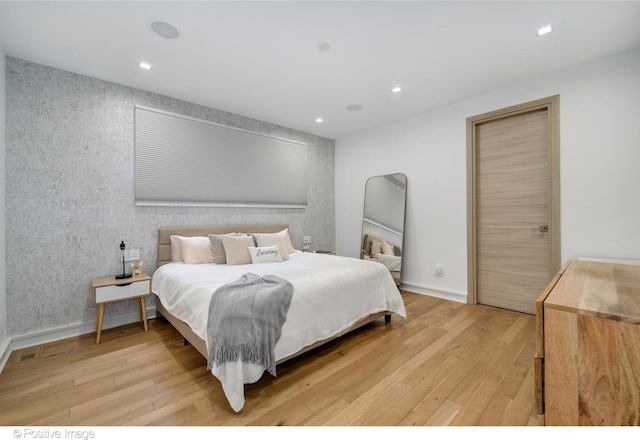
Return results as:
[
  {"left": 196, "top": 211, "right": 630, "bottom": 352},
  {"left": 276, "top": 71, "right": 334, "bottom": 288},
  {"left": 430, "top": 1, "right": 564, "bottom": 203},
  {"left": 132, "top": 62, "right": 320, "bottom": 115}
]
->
[
  {"left": 152, "top": 224, "right": 407, "bottom": 412},
  {"left": 361, "top": 233, "right": 402, "bottom": 285}
]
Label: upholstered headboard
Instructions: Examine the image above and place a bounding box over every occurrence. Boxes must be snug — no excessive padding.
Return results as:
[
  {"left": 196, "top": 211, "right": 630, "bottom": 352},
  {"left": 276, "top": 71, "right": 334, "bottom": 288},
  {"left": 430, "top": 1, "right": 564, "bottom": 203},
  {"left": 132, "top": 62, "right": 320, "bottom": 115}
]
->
[
  {"left": 362, "top": 233, "right": 402, "bottom": 257},
  {"left": 362, "top": 233, "right": 382, "bottom": 256},
  {"left": 157, "top": 224, "right": 289, "bottom": 267}
]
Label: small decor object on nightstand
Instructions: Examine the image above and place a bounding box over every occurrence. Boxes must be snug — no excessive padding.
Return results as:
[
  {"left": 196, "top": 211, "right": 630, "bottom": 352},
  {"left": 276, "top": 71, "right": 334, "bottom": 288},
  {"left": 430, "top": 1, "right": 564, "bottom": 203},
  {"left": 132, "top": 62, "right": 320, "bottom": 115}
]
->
[
  {"left": 115, "top": 240, "right": 132, "bottom": 279},
  {"left": 130, "top": 261, "right": 143, "bottom": 276}
]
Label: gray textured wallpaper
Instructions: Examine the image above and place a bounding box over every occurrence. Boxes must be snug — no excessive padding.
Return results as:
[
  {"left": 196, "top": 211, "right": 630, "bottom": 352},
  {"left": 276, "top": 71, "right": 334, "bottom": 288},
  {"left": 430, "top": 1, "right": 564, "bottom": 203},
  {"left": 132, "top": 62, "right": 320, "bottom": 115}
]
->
[{"left": 5, "top": 57, "right": 335, "bottom": 336}]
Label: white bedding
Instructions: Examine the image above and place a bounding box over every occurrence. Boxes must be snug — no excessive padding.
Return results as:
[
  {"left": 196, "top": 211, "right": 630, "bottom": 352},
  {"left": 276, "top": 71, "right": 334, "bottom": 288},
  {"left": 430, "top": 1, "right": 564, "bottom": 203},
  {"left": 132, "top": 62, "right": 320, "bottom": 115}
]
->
[
  {"left": 152, "top": 251, "right": 406, "bottom": 412},
  {"left": 375, "top": 253, "right": 402, "bottom": 272}
]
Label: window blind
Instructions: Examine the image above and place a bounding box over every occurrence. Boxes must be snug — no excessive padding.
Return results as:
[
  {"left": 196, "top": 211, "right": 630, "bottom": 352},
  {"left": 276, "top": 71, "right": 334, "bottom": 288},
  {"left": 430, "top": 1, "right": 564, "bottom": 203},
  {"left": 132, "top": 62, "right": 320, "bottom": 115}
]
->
[{"left": 134, "top": 106, "right": 308, "bottom": 208}]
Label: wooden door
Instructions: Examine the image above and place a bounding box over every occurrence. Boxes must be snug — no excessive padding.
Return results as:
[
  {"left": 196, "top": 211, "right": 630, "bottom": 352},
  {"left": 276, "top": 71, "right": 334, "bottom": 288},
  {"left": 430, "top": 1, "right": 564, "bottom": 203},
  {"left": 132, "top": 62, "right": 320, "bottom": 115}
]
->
[{"left": 467, "top": 96, "right": 560, "bottom": 315}]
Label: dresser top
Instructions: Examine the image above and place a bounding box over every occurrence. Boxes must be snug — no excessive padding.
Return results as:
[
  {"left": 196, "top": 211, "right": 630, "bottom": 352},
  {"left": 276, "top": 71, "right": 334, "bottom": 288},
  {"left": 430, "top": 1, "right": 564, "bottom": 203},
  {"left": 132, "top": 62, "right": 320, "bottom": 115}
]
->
[{"left": 545, "top": 259, "right": 640, "bottom": 324}]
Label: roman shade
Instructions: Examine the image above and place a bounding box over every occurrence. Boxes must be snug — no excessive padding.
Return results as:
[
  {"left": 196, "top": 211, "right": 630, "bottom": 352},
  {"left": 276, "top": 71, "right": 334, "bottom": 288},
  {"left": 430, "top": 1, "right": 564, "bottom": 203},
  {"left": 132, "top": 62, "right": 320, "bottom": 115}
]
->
[{"left": 134, "top": 106, "right": 308, "bottom": 208}]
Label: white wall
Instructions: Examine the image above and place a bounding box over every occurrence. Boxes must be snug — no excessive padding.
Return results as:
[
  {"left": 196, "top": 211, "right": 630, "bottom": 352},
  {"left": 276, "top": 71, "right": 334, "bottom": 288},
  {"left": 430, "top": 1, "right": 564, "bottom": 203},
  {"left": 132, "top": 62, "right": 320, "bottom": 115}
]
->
[
  {"left": 0, "top": 48, "right": 8, "bottom": 363},
  {"left": 336, "top": 48, "right": 640, "bottom": 302}
]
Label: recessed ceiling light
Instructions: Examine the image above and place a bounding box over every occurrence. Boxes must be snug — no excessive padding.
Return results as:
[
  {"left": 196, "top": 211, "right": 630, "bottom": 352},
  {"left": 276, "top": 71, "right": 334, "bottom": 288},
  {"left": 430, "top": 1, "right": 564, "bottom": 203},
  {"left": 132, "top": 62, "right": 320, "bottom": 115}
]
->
[
  {"left": 536, "top": 24, "right": 553, "bottom": 36},
  {"left": 317, "top": 42, "right": 331, "bottom": 52},
  {"left": 315, "top": 118, "right": 324, "bottom": 123},
  {"left": 346, "top": 104, "right": 363, "bottom": 111},
  {"left": 139, "top": 61, "right": 152, "bottom": 70},
  {"left": 150, "top": 20, "right": 180, "bottom": 39},
  {"left": 391, "top": 86, "right": 402, "bottom": 93}
]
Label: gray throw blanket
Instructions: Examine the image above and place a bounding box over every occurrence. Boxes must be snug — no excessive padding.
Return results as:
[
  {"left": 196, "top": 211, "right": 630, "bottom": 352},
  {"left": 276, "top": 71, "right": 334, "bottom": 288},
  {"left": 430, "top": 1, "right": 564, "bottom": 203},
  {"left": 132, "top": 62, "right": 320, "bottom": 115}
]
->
[{"left": 206, "top": 273, "right": 293, "bottom": 376}]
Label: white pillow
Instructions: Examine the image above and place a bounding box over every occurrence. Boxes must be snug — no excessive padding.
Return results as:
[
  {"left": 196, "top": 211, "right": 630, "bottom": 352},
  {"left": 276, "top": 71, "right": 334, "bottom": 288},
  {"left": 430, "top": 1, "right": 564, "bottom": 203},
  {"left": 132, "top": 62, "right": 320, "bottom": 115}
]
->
[
  {"left": 252, "top": 233, "right": 290, "bottom": 260},
  {"left": 170, "top": 235, "right": 183, "bottom": 262},
  {"left": 253, "top": 229, "right": 296, "bottom": 253},
  {"left": 177, "top": 236, "right": 214, "bottom": 264},
  {"left": 248, "top": 245, "right": 284, "bottom": 264},
  {"left": 381, "top": 240, "right": 395, "bottom": 256},
  {"left": 371, "top": 240, "right": 383, "bottom": 256},
  {"left": 221, "top": 234, "right": 256, "bottom": 265},
  {"left": 280, "top": 228, "right": 297, "bottom": 254}
]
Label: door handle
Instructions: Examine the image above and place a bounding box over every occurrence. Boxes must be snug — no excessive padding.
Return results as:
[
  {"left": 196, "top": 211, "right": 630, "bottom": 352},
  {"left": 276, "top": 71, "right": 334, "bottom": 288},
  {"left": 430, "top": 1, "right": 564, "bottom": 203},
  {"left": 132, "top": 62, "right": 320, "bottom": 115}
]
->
[{"left": 483, "top": 225, "right": 549, "bottom": 231}]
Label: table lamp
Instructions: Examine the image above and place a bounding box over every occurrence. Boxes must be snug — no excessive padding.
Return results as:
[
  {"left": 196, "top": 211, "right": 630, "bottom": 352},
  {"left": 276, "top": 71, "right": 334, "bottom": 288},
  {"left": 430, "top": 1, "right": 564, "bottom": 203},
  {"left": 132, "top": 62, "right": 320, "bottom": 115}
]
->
[{"left": 115, "top": 240, "right": 132, "bottom": 279}]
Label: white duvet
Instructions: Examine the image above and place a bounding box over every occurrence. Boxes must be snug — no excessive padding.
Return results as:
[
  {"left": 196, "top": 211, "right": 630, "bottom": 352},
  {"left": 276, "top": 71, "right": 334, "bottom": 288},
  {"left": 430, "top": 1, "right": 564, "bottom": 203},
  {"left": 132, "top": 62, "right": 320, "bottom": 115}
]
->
[
  {"left": 375, "top": 253, "right": 402, "bottom": 272},
  {"left": 152, "top": 251, "right": 407, "bottom": 412}
]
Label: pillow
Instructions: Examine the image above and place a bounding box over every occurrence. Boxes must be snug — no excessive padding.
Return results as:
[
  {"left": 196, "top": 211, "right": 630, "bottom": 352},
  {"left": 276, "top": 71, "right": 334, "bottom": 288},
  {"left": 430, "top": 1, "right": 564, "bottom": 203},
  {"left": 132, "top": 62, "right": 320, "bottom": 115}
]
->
[
  {"left": 169, "top": 235, "right": 183, "bottom": 262},
  {"left": 363, "top": 236, "right": 372, "bottom": 255},
  {"left": 280, "top": 228, "right": 296, "bottom": 254},
  {"left": 381, "top": 240, "right": 395, "bottom": 256},
  {"left": 209, "top": 233, "right": 254, "bottom": 264},
  {"left": 251, "top": 233, "right": 290, "bottom": 260},
  {"left": 208, "top": 234, "right": 228, "bottom": 264},
  {"left": 248, "top": 245, "right": 283, "bottom": 264},
  {"left": 252, "top": 228, "right": 296, "bottom": 253},
  {"left": 371, "top": 240, "right": 383, "bottom": 256},
  {"left": 177, "top": 236, "right": 214, "bottom": 264},
  {"left": 221, "top": 234, "right": 256, "bottom": 265}
]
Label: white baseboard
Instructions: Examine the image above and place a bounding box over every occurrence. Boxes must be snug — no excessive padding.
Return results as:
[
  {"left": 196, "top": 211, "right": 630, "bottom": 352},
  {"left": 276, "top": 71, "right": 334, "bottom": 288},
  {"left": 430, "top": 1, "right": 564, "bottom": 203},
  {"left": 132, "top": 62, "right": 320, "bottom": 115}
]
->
[
  {"left": 7, "top": 306, "right": 157, "bottom": 352},
  {"left": 578, "top": 256, "right": 640, "bottom": 265},
  {"left": 400, "top": 282, "right": 467, "bottom": 304},
  {"left": 0, "top": 336, "right": 12, "bottom": 374}
]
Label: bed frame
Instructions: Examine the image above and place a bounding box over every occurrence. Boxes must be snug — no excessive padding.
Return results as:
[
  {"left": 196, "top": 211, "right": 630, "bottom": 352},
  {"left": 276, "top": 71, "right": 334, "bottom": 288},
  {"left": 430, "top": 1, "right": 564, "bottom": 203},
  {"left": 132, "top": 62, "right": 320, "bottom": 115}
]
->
[{"left": 154, "top": 224, "right": 390, "bottom": 364}]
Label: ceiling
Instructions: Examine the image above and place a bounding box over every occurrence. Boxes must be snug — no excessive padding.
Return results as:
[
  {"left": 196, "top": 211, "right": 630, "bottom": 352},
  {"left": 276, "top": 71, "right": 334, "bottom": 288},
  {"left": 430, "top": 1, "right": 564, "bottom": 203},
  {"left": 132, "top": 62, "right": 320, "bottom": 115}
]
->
[{"left": 1, "top": 1, "right": 639, "bottom": 140}]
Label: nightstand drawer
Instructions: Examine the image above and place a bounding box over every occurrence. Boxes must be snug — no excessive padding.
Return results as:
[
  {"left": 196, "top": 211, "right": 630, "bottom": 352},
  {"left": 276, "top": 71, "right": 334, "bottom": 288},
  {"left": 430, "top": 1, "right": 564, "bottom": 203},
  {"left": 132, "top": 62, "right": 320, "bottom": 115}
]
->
[{"left": 94, "top": 279, "right": 150, "bottom": 303}]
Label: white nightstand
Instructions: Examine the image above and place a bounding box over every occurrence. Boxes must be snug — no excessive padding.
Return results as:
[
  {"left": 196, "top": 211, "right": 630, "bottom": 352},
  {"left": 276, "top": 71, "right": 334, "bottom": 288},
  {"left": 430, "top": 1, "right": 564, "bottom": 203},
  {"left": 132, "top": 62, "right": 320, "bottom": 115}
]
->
[{"left": 91, "top": 273, "right": 151, "bottom": 344}]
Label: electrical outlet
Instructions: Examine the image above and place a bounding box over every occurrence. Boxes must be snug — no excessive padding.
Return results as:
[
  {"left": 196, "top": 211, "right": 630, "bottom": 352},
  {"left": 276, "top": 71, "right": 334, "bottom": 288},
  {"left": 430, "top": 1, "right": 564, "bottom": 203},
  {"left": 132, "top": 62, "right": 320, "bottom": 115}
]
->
[
  {"left": 124, "top": 249, "right": 140, "bottom": 261},
  {"left": 434, "top": 265, "right": 444, "bottom": 277}
]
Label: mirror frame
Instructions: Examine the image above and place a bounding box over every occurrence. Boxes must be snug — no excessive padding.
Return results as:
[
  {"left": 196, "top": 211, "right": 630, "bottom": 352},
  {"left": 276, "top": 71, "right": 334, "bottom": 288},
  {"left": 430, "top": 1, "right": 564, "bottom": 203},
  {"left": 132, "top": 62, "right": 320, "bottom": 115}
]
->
[{"left": 360, "top": 173, "right": 407, "bottom": 286}]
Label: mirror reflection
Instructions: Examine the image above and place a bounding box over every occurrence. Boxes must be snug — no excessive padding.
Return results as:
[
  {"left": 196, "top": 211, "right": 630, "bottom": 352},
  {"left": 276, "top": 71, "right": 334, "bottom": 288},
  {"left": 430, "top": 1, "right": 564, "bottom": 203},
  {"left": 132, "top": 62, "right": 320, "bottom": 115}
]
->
[{"left": 361, "top": 173, "right": 407, "bottom": 285}]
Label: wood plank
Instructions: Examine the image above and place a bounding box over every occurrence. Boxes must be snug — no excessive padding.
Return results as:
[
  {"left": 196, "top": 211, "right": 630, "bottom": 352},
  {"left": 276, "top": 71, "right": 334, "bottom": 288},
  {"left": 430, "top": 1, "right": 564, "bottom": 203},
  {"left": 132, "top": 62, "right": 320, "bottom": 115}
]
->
[
  {"left": 544, "top": 308, "right": 579, "bottom": 425},
  {"left": 542, "top": 261, "right": 640, "bottom": 425}
]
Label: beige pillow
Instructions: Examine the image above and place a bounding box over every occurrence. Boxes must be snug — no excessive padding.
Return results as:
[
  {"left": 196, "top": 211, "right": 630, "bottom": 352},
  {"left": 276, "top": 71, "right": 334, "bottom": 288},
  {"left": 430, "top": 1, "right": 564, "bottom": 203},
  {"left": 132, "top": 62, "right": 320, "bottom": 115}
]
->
[
  {"left": 381, "top": 240, "right": 395, "bottom": 256},
  {"left": 371, "top": 240, "right": 383, "bottom": 256},
  {"left": 177, "top": 236, "right": 214, "bottom": 264},
  {"left": 280, "top": 228, "right": 296, "bottom": 254},
  {"left": 221, "top": 234, "right": 256, "bottom": 265},
  {"left": 170, "top": 235, "right": 183, "bottom": 262},
  {"left": 252, "top": 233, "right": 290, "bottom": 260}
]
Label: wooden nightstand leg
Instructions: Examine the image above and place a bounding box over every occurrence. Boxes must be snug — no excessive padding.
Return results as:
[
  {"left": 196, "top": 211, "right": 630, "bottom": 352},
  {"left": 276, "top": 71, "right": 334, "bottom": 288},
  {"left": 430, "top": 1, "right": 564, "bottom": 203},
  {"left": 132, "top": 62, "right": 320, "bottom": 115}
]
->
[
  {"left": 137, "top": 297, "right": 143, "bottom": 323},
  {"left": 139, "top": 296, "right": 148, "bottom": 331},
  {"left": 96, "top": 303, "right": 105, "bottom": 344}
]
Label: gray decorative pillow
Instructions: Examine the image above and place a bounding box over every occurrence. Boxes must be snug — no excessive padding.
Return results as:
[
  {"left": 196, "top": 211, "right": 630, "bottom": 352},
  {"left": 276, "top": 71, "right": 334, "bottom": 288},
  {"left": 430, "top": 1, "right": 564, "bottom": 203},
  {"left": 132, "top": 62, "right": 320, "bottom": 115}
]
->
[{"left": 208, "top": 234, "right": 227, "bottom": 264}]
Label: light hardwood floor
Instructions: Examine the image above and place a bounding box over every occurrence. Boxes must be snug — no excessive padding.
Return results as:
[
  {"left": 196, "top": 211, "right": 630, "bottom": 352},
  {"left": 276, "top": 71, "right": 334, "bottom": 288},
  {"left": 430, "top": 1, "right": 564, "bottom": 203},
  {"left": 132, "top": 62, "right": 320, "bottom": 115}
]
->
[{"left": 0, "top": 292, "right": 544, "bottom": 426}]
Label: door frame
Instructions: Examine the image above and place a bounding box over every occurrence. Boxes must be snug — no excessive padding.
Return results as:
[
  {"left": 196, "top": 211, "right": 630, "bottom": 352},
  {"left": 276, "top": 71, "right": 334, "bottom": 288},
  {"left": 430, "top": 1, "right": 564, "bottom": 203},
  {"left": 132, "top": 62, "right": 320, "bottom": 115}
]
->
[{"left": 466, "top": 95, "right": 561, "bottom": 306}]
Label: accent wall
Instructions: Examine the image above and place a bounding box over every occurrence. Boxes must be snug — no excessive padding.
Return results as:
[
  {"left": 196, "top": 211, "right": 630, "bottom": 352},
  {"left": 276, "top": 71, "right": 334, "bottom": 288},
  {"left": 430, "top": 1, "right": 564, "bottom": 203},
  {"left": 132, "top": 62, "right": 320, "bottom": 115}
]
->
[{"left": 5, "top": 57, "right": 335, "bottom": 338}]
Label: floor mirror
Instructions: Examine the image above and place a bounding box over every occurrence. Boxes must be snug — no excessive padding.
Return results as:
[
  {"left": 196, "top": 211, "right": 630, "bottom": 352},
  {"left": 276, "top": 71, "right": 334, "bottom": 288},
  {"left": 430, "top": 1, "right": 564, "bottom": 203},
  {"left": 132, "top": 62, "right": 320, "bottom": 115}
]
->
[{"left": 360, "top": 173, "right": 407, "bottom": 285}]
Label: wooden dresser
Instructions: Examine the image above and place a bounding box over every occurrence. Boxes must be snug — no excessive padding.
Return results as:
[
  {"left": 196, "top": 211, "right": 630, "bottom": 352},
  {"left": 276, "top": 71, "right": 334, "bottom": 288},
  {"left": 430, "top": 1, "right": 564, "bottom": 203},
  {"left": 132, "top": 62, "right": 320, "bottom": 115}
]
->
[{"left": 535, "top": 259, "right": 640, "bottom": 425}]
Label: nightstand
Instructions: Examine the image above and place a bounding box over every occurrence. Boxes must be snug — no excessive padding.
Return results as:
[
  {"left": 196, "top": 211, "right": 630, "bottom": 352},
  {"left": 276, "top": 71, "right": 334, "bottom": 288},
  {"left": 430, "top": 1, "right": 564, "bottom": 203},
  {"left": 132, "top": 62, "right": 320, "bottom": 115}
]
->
[{"left": 91, "top": 273, "right": 151, "bottom": 344}]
